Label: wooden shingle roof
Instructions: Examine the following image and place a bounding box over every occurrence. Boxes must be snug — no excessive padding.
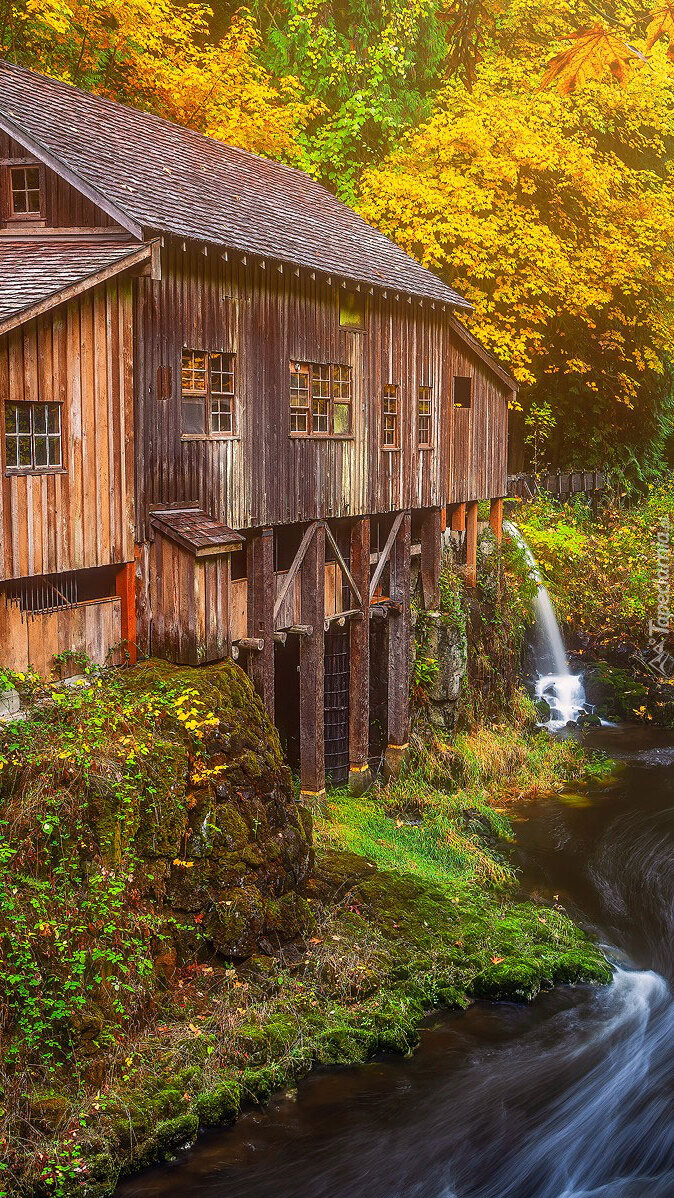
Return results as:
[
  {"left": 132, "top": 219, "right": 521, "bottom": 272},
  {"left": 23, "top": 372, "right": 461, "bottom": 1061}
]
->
[
  {"left": 0, "top": 237, "right": 151, "bottom": 333},
  {"left": 151, "top": 508, "right": 245, "bottom": 558},
  {"left": 0, "top": 60, "right": 471, "bottom": 311}
]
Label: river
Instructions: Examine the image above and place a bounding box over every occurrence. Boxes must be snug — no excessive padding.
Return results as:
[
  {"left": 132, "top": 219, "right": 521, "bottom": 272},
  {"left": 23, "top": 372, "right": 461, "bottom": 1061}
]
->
[{"left": 118, "top": 723, "right": 674, "bottom": 1198}]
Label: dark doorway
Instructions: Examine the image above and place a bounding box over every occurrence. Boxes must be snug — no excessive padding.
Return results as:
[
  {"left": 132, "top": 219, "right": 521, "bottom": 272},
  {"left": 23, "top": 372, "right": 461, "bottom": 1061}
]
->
[{"left": 274, "top": 638, "right": 300, "bottom": 771}]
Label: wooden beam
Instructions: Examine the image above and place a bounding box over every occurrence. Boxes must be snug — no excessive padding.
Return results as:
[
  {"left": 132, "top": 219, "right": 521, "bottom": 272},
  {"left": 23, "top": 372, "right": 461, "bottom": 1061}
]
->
[
  {"left": 490, "top": 497, "right": 504, "bottom": 546},
  {"left": 349, "top": 517, "right": 371, "bottom": 796},
  {"left": 420, "top": 507, "right": 442, "bottom": 610},
  {"left": 273, "top": 521, "right": 321, "bottom": 622},
  {"left": 299, "top": 525, "right": 326, "bottom": 804},
  {"left": 466, "top": 500, "right": 478, "bottom": 588},
  {"left": 385, "top": 512, "right": 411, "bottom": 778},
  {"left": 450, "top": 503, "right": 466, "bottom": 534},
  {"left": 116, "top": 559, "right": 137, "bottom": 665},
  {"left": 324, "top": 523, "right": 362, "bottom": 606},
  {"left": 247, "top": 528, "right": 275, "bottom": 719},
  {"left": 369, "top": 511, "right": 405, "bottom": 601}
]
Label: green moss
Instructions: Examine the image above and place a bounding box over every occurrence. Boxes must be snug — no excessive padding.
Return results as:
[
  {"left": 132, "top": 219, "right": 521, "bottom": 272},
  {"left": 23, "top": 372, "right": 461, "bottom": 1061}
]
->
[
  {"left": 154, "top": 1113, "right": 199, "bottom": 1153},
  {"left": 471, "top": 958, "right": 543, "bottom": 1003},
  {"left": 195, "top": 1080, "right": 240, "bottom": 1127}
]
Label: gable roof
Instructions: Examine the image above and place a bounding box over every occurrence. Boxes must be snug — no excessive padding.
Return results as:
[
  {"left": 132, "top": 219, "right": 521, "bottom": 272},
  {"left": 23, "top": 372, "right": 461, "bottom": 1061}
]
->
[
  {"left": 151, "top": 507, "right": 244, "bottom": 558},
  {"left": 0, "top": 236, "right": 151, "bottom": 335},
  {"left": 0, "top": 60, "right": 471, "bottom": 310}
]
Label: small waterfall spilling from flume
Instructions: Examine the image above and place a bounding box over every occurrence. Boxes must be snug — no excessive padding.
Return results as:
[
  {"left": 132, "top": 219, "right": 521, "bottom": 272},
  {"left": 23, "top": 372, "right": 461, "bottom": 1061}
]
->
[{"left": 504, "top": 520, "right": 586, "bottom": 728}]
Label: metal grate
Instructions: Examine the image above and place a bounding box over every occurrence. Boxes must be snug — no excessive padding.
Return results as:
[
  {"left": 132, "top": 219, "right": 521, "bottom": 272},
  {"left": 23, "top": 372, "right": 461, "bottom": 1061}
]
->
[
  {"left": 1, "top": 571, "right": 79, "bottom": 617},
  {"left": 324, "top": 627, "right": 350, "bottom": 785}
]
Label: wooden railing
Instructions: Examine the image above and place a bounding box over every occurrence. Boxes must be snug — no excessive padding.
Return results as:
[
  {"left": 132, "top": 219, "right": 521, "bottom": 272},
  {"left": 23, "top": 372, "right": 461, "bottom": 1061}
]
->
[{"left": 507, "top": 469, "right": 606, "bottom": 500}]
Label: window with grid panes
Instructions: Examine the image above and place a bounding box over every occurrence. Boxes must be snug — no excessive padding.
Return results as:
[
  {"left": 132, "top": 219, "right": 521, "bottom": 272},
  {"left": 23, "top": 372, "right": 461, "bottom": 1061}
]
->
[
  {"left": 417, "top": 387, "right": 432, "bottom": 447},
  {"left": 181, "top": 349, "right": 236, "bottom": 436},
  {"left": 382, "top": 384, "right": 399, "bottom": 448},
  {"left": 8, "top": 166, "right": 42, "bottom": 218},
  {"left": 5, "top": 402, "right": 62, "bottom": 471},
  {"left": 289, "top": 362, "right": 352, "bottom": 436}
]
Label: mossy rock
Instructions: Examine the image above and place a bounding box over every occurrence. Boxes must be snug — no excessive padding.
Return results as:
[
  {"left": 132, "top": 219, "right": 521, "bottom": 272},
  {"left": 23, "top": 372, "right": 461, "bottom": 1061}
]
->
[
  {"left": 206, "top": 884, "right": 266, "bottom": 958},
  {"left": 549, "top": 949, "right": 613, "bottom": 986},
  {"left": 28, "top": 1091, "right": 69, "bottom": 1134},
  {"left": 195, "top": 1080, "right": 241, "bottom": 1127},
  {"left": 471, "top": 957, "right": 542, "bottom": 1003},
  {"left": 155, "top": 1112, "right": 199, "bottom": 1153}
]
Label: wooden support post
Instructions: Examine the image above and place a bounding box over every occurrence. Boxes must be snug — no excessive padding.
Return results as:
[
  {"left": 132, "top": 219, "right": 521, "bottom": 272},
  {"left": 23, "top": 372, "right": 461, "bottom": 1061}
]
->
[
  {"left": 490, "top": 497, "right": 504, "bottom": 546},
  {"left": 420, "top": 507, "right": 442, "bottom": 611},
  {"left": 348, "top": 516, "right": 371, "bottom": 796},
  {"left": 450, "top": 502, "right": 466, "bottom": 533},
  {"left": 247, "top": 527, "right": 275, "bottom": 719},
  {"left": 465, "top": 500, "right": 478, "bottom": 588},
  {"left": 385, "top": 511, "right": 411, "bottom": 779},
  {"left": 116, "top": 559, "right": 137, "bottom": 664},
  {"left": 299, "top": 523, "right": 326, "bottom": 805}
]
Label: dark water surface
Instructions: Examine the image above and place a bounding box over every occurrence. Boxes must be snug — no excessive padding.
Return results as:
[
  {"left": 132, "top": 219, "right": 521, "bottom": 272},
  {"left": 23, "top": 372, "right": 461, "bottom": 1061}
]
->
[{"left": 118, "top": 726, "right": 674, "bottom": 1198}]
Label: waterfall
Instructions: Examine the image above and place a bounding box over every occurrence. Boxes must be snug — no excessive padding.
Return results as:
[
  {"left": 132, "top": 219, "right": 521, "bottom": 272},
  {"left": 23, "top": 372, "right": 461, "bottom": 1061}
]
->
[{"left": 504, "top": 521, "right": 586, "bottom": 729}]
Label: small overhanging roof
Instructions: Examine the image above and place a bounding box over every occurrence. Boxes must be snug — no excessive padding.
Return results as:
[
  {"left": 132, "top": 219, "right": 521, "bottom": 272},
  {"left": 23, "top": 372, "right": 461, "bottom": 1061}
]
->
[
  {"left": 0, "top": 60, "right": 471, "bottom": 311},
  {"left": 0, "top": 236, "right": 152, "bottom": 335},
  {"left": 151, "top": 508, "right": 245, "bottom": 558}
]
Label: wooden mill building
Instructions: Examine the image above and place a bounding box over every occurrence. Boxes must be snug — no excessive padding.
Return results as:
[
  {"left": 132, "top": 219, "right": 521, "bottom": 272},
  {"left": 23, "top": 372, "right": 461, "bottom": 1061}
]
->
[{"left": 0, "top": 61, "right": 516, "bottom": 798}]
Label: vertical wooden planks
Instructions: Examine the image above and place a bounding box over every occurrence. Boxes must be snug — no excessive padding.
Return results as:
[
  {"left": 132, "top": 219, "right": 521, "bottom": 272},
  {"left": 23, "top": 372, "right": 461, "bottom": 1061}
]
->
[
  {"left": 385, "top": 510, "right": 411, "bottom": 777},
  {"left": 420, "top": 506, "right": 442, "bottom": 610},
  {"left": 348, "top": 515, "right": 371, "bottom": 795},
  {"left": 247, "top": 527, "right": 275, "bottom": 718},
  {"left": 465, "top": 499, "right": 478, "bottom": 588}
]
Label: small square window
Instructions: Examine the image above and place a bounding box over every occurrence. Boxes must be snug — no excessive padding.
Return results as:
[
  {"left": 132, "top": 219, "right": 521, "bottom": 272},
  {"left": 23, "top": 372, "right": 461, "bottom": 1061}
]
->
[
  {"left": 290, "top": 362, "right": 352, "bottom": 436},
  {"left": 5, "top": 402, "right": 62, "bottom": 471},
  {"left": 454, "top": 376, "right": 472, "bottom": 409},
  {"left": 339, "top": 290, "right": 365, "bottom": 329},
  {"left": 8, "top": 166, "right": 42, "bottom": 219}
]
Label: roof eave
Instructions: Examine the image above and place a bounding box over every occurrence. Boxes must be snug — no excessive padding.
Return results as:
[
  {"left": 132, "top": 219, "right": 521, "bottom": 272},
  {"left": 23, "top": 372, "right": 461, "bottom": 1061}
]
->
[{"left": 0, "top": 241, "right": 152, "bottom": 336}]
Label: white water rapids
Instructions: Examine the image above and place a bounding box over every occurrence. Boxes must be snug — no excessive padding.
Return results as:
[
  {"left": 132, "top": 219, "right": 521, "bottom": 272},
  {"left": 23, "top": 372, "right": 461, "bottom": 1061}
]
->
[{"left": 504, "top": 521, "right": 586, "bottom": 728}]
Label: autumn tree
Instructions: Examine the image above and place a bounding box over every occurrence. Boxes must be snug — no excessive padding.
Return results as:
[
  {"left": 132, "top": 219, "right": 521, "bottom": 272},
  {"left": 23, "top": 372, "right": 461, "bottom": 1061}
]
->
[
  {"left": 0, "top": 0, "right": 316, "bottom": 160},
  {"left": 358, "top": 7, "right": 674, "bottom": 471}
]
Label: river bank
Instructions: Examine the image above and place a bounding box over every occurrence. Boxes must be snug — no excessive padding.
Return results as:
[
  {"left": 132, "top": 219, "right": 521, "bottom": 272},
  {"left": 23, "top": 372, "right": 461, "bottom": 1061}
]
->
[
  {"left": 116, "top": 725, "right": 674, "bottom": 1198},
  {"left": 0, "top": 654, "right": 612, "bottom": 1198}
]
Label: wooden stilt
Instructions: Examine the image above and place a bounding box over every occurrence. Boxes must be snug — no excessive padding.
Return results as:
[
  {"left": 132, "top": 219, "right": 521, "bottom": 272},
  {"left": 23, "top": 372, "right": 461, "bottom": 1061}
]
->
[
  {"left": 299, "top": 523, "right": 326, "bottom": 805},
  {"left": 450, "top": 502, "right": 466, "bottom": 533},
  {"left": 490, "top": 497, "right": 504, "bottom": 545},
  {"left": 116, "top": 559, "right": 137, "bottom": 664},
  {"left": 247, "top": 527, "right": 275, "bottom": 719},
  {"left": 348, "top": 516, "right": 371, "bottom": 796},
  {"left": 420, "top": 507, "right": 442, "bottom": 611},
  {"left": 385, "top": 510, "right": 411, "bottom": 778},
  {"left": 465, "top": 500, "right": 478, "bottom": 588}
]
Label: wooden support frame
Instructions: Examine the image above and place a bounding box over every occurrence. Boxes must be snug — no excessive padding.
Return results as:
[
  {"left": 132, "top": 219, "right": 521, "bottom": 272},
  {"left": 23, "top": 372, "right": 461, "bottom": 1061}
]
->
[
  {"left": 299, "top": 523, "right": 326, "bottom": 803},
  {"left": 419, "top": 507, "right": 442, "bottom": 610},
  {"left": 490, "top": 497, "right": 504, "bottom": 545},
  {"left": 450, "top": 502, "right": 466, "bottom": 534},
  {"left": 348, "top": 516, "right": 371, "bottom": 796},
  {"left": 247, "top": 527, "right": 275, "bottom": 719},
  {"left": 466, "top": 500, "right": 478, "bottom": 588},
  {"left": 369, "top": 511, "right": 405, "bottom": 602},
  {"left": 385, "top": 511, "right": 411, "bottom": 777},
  {"left": 116, "top": 559, "right": 137, "bottom": 664},
  {"left": 274, "top": 520, "right": 321, "bottom": 623}
]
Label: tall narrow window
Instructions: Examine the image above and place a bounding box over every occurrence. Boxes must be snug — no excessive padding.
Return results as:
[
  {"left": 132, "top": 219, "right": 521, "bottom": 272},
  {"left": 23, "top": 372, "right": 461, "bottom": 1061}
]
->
[
  {"left": 181, "top": 349, "right": 236, "bottom": 437},
  {"left": 8, "top": 166, "right": 42, "bottom": 219},
  {"left": 382, "top": 384, "right": 399, "bottom": 448},
  {"left": 5, "top": 402, "right": 62, "bottom": 471},
  {"left": 289, "top": 362, "right": 352, "bottom": 436},
  {"left": 453, "top": 375, "right": 472, "bottom": 409},
  {"left": 417, "top": 387, "right": 433, "bottom": 447}
]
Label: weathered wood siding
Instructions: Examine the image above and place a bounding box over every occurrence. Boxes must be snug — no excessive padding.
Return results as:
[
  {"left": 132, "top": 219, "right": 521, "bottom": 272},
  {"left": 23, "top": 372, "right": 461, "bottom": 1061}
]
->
[
  {"left": 0, "top": 132, "right": 120, "bottom": 229},
  {"left": 134, "top": 245, "right": 509, "bottom": 538},
  {"left": 150, "top": 531, "right": 230, "bottom": 665},
  {"left": 0, "top": 278, "right": 135, "bottom": 580},
  {"left": 0, "top": 595, "right": 122, "bottom": 674}
]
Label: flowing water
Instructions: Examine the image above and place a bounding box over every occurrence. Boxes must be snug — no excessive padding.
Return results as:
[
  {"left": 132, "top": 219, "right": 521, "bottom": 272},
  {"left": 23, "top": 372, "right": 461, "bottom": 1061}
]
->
[
  {"left": 503, "top": 521, "right": 586, "bottom": 728},
  {"left": 118, "top": 724, "right": 674, "bottom": 1198}
]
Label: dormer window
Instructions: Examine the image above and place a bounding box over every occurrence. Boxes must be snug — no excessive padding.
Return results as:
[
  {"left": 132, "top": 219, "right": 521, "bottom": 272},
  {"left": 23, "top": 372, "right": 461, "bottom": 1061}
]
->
[{"left": 7, "top": 165, "right": 43, "bottom": 220}]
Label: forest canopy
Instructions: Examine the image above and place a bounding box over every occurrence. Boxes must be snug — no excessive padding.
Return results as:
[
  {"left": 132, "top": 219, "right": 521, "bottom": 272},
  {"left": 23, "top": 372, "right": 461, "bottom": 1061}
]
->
[{"left": 3, "top": 0, "right": 674, "bottom": 476}]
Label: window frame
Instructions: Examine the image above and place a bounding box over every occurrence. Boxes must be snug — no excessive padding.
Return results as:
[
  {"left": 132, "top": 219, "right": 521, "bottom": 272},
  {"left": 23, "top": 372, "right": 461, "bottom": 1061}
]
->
[
  {"left": 417, "top": 385, "right": 433, "bottom": 449},
  {"left": 5, "top": 163, "right": 44, "bottom": 223},
  {"left": 180, "top": 348, "right": 237, "bottom": 440},
  {"left": 453, "top": 375, "right": 473, "bottom": 409},
  {"left": 289, "top": 361, "right": 353, "bottom": 439},
  {"left": 4, "top": 400, "right": 64, "bottom": 474},
  {"left": 381, "top": 383, "right": 400, "bottom": 451}
]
